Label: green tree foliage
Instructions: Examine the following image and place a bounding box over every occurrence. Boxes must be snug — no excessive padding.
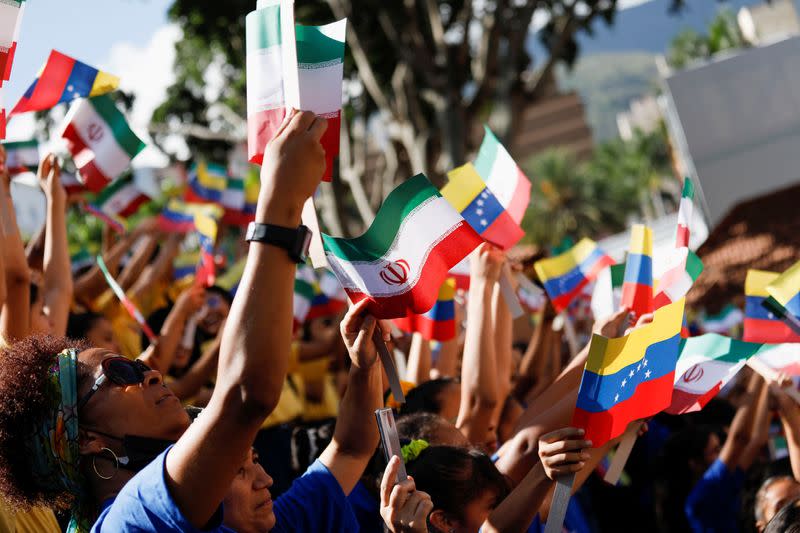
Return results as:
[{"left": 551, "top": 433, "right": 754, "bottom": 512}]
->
[
  {"left": 668, "top": 8, "right": 747, "bottom": 69},
  {"left": 522, "top": 127, "right": 674, "bottom": 247}
]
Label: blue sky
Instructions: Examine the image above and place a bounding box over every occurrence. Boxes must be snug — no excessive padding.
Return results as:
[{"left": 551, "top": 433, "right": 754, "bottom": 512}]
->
[{"left": 5, "top": 0, "right": 176, "bottom": 144}]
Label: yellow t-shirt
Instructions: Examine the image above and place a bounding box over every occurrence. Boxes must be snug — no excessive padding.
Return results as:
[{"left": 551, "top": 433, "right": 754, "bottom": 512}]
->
[{"left": 0, "top": 502, "right": 60, "bottom": 533}]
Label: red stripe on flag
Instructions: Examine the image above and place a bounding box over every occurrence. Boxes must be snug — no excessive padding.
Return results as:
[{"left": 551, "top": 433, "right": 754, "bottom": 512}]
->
[
  {"left": 12, "top": 51, "right": 75, "bottom": 114},
  {"left": 62, "top": 123, "right": 111, "bottom": 192},
  {"left": 481, "top": 210, "right": 524, "bottom": 251},
  {"left": 621, "top": 282, "right": 654, "bottom": 317},
  {"left": 2, "top": 43, "right": 16, "bottom": 81},
  {"left": 319, "top": 111, "right": 340, "bottom": 183},
  {"left": 393, "top": 314, "right": 456, "bottom": 341},
  {"left": 676, "top": 225, "right": 689, "bottom": 248},
  {"left": 117, "top": 194, "right": 150, "bottom": 218},
  {"left": 571, "top": 371, "right": 675, "bottom": 446},
  {"left": 247, "top": 107, "right": 286, "bottom": 165},
  {"left": 0, "top": 109, "right": 5, "bottom": 140},
  {"left": 342, "top": 223, "right": 482, "bottom": 319},
  {"left": 743, "top": 318, "right": 800, "bottom": 343},
  {"left": 665, "top": 382, "right": 721, "bottom": 415},
  {"left": 222, "top": 209, "right": 255, "bottom": 227}
]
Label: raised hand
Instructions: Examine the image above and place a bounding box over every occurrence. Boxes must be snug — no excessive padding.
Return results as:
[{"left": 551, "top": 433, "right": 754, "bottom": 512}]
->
[
  {"left": 380, "top": 456, "right": 433, "bottom": 533},
  {"left": 258, "top": 109, "right": 328, "bottom": 226},
  {"left": 37, "top": 153, "right": 65, "bottom": 201},
  {"left": 538, "top": 427, "right": 593, "bottom": 480},
  {"left": 470, "top": 242, "right": 505, "bottom": 284},
  {"left": 340, "top": 298, "right": 392, "bottom": 370},
  {"left": 592, "top": 307, "right": 632, "bottom": 338}
]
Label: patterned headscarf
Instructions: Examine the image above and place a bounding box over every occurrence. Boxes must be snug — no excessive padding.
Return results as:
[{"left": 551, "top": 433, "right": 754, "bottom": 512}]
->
[{"left": 23, "top": 348, "right": 92, "bottom": 532}]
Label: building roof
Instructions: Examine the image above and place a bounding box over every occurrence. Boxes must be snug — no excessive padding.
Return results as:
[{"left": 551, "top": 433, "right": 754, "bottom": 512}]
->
[{"left": 688, "top": 182, "right": 800, "bottom": 313}]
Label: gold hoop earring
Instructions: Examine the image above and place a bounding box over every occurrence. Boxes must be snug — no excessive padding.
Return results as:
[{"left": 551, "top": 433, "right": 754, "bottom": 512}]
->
[{"left": 92, "top": 447, "right": 119, "bottom": 480}]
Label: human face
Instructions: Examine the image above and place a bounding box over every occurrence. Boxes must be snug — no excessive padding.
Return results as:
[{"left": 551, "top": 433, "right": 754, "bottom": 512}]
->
[
  {"left": 432, "top": 490, "right": 498, "bottom": 533},
  {"left": 85, "top": 317, "right": 120, "bottom": 353},
  {"left": 223, "top": 448, "right": 275, "bottom": 533},
  {"left": 77, "top": 349, "right": 190, "bottom": 442},
  {"left": 758, "top": 478, "right": 800, "bottom": 530},
  {"left": 198, "top": 292, "right": 230, "bottom": 335}
]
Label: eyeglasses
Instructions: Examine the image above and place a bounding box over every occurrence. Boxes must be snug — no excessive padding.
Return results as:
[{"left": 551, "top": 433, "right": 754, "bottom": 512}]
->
[{"left": 77, "top": 357, "right": 152, "bottom": 411}]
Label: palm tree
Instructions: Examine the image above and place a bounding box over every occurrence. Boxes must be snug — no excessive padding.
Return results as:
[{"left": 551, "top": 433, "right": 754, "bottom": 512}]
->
[{"left": 667, "top": 8, "right": 747, "bottom": 69}]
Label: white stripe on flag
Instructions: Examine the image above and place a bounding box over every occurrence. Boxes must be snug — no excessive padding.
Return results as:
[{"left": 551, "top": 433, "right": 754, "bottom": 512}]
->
[
  {"left": 247, "top": 46, "right": 284, "bottom": 116},
  {"left": 103, "top": 183, "right": 142, "bottom": 216},
  {"left": 484, "top": 149, "right": 519, "bottom": 210},
  {"left": 677, "top": 196, "right": 692, "bottom": 227}
]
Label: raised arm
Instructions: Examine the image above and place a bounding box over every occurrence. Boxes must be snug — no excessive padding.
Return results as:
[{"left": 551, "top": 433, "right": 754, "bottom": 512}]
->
[
  {"left": 457, "top": 244, "right": 503, "bottom": 446},
  {"left": 720, "top": 371, "right": 765, "bottom": 470},
  {"left": 167, "top": 321, "right": 225, "bottom": 402},
  {"left": 512, "top": 304, "right": 555, "bottom": 400},
  {"left": 405, "top": 332, "right": 432, "bottom": 385},
  {"left": 24, "top": 223, "right": 45, "bottom": 273},
  {"left": 140, "top": 285, "right": 205, "bottom": 374},
  {"left": 0, "top": 147, "right": 31, "bottom": 341},
  {"left": 320, "top": 298, "right": 386, "bottom": 494},
  {"left": 38, "top": 155, "right": 73, "bottom": 336},
  {"left": 773, "top": 383, "right": 800, "bottom": 480},
  {"left": 163, "top": 110, "right": 327, "bottom": 528},
  {"left": 739, "top": 374, "right": 771, "bottom": 471},
  {"left": 118, "top": 233, "right": 160, "bottom": 292},
  {"left": 492, "top": 279, "right": 514, "bottom": 430}
]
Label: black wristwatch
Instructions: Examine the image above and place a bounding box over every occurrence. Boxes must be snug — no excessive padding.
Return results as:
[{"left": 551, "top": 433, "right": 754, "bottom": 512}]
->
[{"left": 245, "top": 222, "right": 312, "bottom": 264}]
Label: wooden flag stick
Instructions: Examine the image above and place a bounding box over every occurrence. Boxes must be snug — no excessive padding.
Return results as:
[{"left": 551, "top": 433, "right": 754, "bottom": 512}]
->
[
  {"left": 301, "top": 197, "right": 328, "bottom": 269},
  {"left": 747, "top": 358, "right": 800, "bottom": 404},
  {"left": 544, "top": 473, "right": 575, "bottom": 533},
  {"left": 498, "top": 265, "right": 524, "bottom": 319},
  {"left": 603, "top": 421, "right": 642, "bottom": 485},
  {"left": 374, "top": 328, "right": 405, "bottom": 404}
]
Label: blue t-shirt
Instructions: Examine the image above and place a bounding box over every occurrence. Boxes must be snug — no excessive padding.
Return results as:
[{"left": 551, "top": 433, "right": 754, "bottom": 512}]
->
[
  {"left": 685, "top": 458, "right": 744, "bottom": 533},
  {"left": 92, "top": 446, "right": 360, "bottom": 533},
  {"left": 347, "top": 481, "right": 384, "bottom": 533}
]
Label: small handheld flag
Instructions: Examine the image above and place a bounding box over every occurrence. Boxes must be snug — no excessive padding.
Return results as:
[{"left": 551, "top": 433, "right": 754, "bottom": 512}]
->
[
  {"left": 766, "top": 260, "right": 800, "bottom": 321},
  {"left": 572, "top": 298, "right": 684, "bottom": 446},
  {"left": 194, "top": 206, "right": 222, "bottom": 287},
  {"left": 441, "top": 163, "right": 524, "bottom": 251},
  {"left": 186, "top": 160, "right": 228, "bottom": 203},
  {"left": 621, "top": 225, "right": 654, "bottom": 319},
  {"left": 744, "top": 269, "right": 800, "bottom": 343},
  {"left": 2, "top": 139, "right": 38, "bottom": 175},
  {"left": 85, "top": 175, "right": 151, "bottom": 233},
  {"left": 61, "top": 95, "right": 146, "bottom": 192},
  {"left": 534, "top": 238, "right": 615, "bottom": 313},
  {"left": 322, "top": 174, "right": 482, "bottom": 319},
  {"left": 394, "top": 278, "right": 457, "bottom": 341},
  {"left": 12, "top": 50, "right": 119, "bottom": 115},
  {"left": 473, "top": 126, "right": 531, "bottom": 225}
]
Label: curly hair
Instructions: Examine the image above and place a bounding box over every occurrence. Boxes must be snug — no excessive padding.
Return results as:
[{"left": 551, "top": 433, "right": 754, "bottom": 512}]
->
[{"left": 0, "top": 334, "right": 89, "bottom": 512}]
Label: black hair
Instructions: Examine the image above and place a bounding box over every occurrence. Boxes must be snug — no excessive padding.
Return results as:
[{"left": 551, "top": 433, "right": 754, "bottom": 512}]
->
[
  {"left": 401, "top": 378, "right": 459, "bottom": 417},
  {"left": 407, "top": 446, "right": 509, "bottom": 524},
  {"left": 29, "top": 281, "right": 40, "bottom": 307},
  {"left": 66, "top": 312, "right": 105, "bottom": 341},
  {"left": 765, "top": 497, "right": 800, "bottom": 533},
  {"left": 206, "top": 285, "right": 234, "bottom": 308},
  {"left": 397, "top": 412, "right": 450, "bottom": 443}
]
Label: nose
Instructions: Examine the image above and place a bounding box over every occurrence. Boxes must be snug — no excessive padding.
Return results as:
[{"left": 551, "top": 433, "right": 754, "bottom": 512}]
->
[
  {"left": 142, "top": 369, "right": 164, "bottom": 387},
  {"left": 254, "top": 464, "right": 272, "bottom": 490}
]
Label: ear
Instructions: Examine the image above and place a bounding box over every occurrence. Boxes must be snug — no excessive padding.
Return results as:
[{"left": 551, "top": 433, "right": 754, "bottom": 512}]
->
[
  {"left": 429, "top": 509, "right": 456, "bottom": 532},
  {"left": 79, "top": 428, "right": 111, "bottom": 456}
]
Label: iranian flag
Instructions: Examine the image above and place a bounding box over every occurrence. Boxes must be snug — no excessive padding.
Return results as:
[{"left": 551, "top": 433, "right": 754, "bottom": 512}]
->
[
  {"left": 85, "top": 176, "right": 151, "bottom": 233},
  {"left": 473, "top": 126, "right": 531, "bottom": 224},
  {"left": 653, "top": 248, "right": 704, "bottom": 308},
  {"left": 61, "top": 95, "right": 146, "bottom": 192},
  {"left": 246, "top": 0, "right": 287, "bottom": 165},
  {"left": 2, "top": 139, "right": 38, "bottom": 174},
  {"left": 295, "top": 20, "right": 346, "bottom": 181},
  {"left": 322, "top": 174, "right": 482, "bottom": 319},
  {"left": 666, "top": 333, "right": 762, "bottom": 415},
  {"left": 0, "top": 0, "right": 24, "bottom": 86},
  {"left": 294, "top": 265, "right": 315, "bottom": 330},
  {"left": 591, "top": 263, "right": 626, "bottom": 320},
  {"left": 753, "top": 343, "right": 800, "bottom": 376}
]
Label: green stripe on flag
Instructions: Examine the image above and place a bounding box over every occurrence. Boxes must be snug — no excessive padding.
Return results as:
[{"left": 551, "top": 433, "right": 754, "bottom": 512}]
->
[
  {"left": 679, "top": 333, "right": 764, "bottom": 365},
  {"left": 246, "top": 5, "right": 281, "bottom": 53},
  {"left": 2, "top": 139, "right": 37, "bottom": 150},
  {"left": 322, "top": 174, "right": 440, "bottom": 263},
  {"left": 296, "top": 23, "right": 345, "bottom": 65},
  {"left": 473, "top": 126, "right": 500, "bottom": 179},
  {"left": 89, "top": 95, "right": 146, "bottom": 158},
  {"left": 94, "top": 175, "right": 131, "bottom": 204},
  {"left": 610, "top": 263, "right": 626, "bottom": 288},
  {"left": 295, "top": 278, "right": 315, "bottom": 300},
  {"left": 682, "top": 177, "right": 694, "bottom": 199},
  {"left": 686, "top": 250, "right": 704, "bottom": 281}
]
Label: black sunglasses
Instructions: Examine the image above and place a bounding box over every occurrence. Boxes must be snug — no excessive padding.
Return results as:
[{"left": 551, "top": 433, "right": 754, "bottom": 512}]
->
[{"left": 77, "top": 357, "right": 152, "bottom": 411}]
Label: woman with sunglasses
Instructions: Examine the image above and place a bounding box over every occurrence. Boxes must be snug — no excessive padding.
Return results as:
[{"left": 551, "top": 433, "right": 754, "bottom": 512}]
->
[{"left": 0, "top": 110, "right": 350, "bottom": 532}]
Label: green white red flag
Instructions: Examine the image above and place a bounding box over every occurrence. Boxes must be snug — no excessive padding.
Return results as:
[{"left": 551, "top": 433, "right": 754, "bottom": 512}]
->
[
  {"left": 85, "top": 176, "right": 151, "bottom": 233},
  {"left": 60, "top": 95, "right": 146, "bottom": 192},
  {"left": 2, "top": 139, "right": 38, "bottom": 174},
  {"left": 322, "top": 174, "right": 482, "bottom": 319}
]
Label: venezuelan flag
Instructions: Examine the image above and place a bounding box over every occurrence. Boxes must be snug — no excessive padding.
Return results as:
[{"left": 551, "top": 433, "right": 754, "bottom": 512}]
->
[
  {"left": 158, "top": 200, "right": 198, "bottom": 233},
  {"left": 173, "top": 251, "right": 200, "bottom": 281},
  {"left": 394, "top": 278, "right": 457, "bottom": 341},
  {"left": 11, "top": 50, "right": 119, "bottom": 115},
  {"left": 186, "top": 160, "right": 228, "bottom": 203},
  {"left": 534, "top": 238, "right": 615, "bottom": 313},
  {"left": 621, "top": 225, "right": 654, "bottom": 318},
  {"left": 572, "top": 298, "right": 684, "bottom": 446},
  {"left": 441, "top": 163, "right": 524, "bottom": 251},
  {"left": 767, "top": 260, "right": 800, "bottom": 320},
  {"left": 744, "top": 269, "right": 800, "bottom": 343},
  {"left": 194, "top": 207, "right": 222, "bottom": 287}
]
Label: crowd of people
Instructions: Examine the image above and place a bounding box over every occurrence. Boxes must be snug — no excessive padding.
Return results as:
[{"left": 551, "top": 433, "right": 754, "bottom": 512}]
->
[{"left": 0, "top": 109, "right": 798, "bottom": 533}]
